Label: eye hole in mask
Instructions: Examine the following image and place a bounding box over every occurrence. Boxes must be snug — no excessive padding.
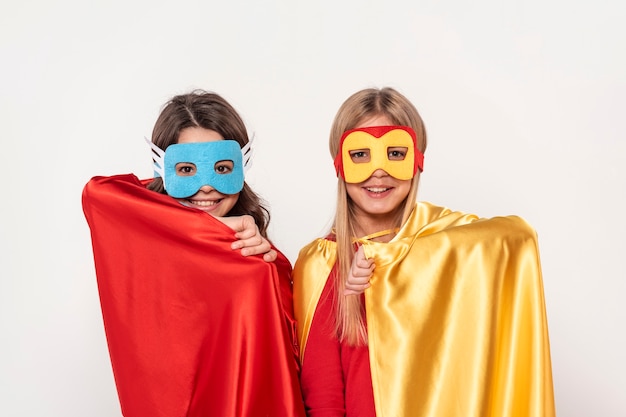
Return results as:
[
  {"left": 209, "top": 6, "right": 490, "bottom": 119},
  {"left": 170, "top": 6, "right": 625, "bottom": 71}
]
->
[
  {"left": 348, "top": 147, "right": 408, "bottom": 163},
  {"left": 175, "top": 160, "right": 235, "bottom": 176}
]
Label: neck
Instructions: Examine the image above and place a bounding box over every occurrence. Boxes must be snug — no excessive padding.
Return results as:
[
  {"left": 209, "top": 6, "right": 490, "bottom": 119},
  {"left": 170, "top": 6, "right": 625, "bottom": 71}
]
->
[
  {"left": 358, "top": 228, "right": 399, "bottom": 243},
  {"left": 352, "top": 212, "right": 402, "bottom": 243}
]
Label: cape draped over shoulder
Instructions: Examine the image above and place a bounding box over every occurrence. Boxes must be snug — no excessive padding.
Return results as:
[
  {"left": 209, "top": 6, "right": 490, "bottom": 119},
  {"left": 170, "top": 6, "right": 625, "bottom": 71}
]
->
[
  {"left": 82, "top": 174, "right": 305, "bottom": 417},
  {"left": 293, "top": 201, "right": 555, "bottom": 417}
]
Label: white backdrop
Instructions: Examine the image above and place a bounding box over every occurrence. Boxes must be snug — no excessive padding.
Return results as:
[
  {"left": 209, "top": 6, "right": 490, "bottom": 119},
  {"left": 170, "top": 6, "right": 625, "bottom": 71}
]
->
[{"left": 1, "top": 0, "right": 624, "bottom": 416}]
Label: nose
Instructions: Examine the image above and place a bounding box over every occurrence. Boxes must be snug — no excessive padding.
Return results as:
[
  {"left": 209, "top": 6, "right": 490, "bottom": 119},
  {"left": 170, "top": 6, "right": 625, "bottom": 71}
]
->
[
  {"left": 370, "top": 169, "right": 389, "bottom": 178},
  {"left": 198, "top": 184, "right": 215, "bottom": 193}
]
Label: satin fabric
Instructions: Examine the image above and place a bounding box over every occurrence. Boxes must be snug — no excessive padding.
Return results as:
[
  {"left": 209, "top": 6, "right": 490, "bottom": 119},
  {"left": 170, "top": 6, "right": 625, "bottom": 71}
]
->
[
  {"left": 82, "top": 174, "right": 305, "bottom": 417},
  {"left": 293, "top": 202, "right": 555, "bottom": 417}
]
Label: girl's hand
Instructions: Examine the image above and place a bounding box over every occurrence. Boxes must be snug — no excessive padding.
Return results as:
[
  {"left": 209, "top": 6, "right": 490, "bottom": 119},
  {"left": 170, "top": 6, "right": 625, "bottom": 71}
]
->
[
  {"left": 215, "top": 215, "right": 277, "bottom": 262},
  {"left": 344, "top": 245, "right": 374, "bottom": 295}
]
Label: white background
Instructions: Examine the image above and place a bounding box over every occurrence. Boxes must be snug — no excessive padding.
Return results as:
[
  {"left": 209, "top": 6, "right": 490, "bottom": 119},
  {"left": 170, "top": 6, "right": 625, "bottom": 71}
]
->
[{"left": 1, "top": 0, "right": 624, "bottom": 416}]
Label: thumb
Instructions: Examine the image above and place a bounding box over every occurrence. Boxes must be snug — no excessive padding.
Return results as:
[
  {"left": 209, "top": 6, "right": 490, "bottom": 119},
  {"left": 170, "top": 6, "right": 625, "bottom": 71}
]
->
[{"left": 355, "top": 244, "right": 367, "bottom": 261}]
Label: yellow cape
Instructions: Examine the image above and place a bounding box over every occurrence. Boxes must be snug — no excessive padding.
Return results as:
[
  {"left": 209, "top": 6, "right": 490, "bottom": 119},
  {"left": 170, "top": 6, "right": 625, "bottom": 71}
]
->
[{"left": 293, "top": 202, "right": 555, "bottom": 417}]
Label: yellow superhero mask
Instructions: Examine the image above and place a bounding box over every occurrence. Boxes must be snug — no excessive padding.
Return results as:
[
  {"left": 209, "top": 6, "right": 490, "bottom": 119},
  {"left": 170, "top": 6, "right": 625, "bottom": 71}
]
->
[{"left": 333, "top": 125, "right": 424, "bottom": 183}]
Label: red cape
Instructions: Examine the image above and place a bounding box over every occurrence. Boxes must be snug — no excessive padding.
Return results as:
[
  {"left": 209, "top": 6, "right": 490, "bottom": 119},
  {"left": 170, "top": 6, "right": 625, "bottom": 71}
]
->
[{"left": 82, "top": 174, "right": 305, "bottom": 417}]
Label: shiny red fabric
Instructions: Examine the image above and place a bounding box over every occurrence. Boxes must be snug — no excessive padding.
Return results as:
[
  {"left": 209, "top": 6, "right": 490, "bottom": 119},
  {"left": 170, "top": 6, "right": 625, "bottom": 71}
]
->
[
  {"left": 82, "top": 174, "right": 305, "bottom": 417},
  {"left": 301, "top": 266, "right": 376, "bottom": 417}
]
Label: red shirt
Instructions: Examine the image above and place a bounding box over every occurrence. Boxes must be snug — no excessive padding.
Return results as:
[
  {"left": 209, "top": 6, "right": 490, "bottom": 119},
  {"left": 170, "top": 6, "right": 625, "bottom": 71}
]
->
[{"left": 300, "top": 265, "right": 376, "bottom": 417}]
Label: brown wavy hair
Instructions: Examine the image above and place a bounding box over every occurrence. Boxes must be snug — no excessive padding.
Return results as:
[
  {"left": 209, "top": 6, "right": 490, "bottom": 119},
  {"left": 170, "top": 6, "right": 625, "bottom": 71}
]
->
[
  {"left": 329, "top": 87, "right": 428, "bottom": 345},
  {"left": 147, "top": 90, "right": 271, "bottom": 237}
]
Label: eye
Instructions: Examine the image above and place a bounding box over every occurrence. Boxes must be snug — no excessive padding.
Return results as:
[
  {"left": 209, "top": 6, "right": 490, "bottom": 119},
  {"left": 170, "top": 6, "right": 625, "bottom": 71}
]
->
[
  {"left": 175, "top": 162, "right": 197, "bottom": 176},
  {"left": 215, "top": 160, "right": 234, "bottom": 174},
  {"left": 349, "top": 149, "right": 371, "bottom": 163},
  {"left": 387, "top": 147, "right": 408, "bottom": 161}
]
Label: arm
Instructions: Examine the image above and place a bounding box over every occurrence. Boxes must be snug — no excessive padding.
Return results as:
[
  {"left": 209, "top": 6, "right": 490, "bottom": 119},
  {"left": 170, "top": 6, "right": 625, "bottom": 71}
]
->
[
  {"left": 344, "top": 245, "right": 373, "bottom": 295},
  {"left": 215, "top": 215, "right": 277, "bottom": 262}
]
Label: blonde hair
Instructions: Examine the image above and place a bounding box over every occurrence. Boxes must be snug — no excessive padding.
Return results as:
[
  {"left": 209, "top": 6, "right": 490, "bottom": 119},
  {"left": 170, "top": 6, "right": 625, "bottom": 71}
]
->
[{"left": 329, "top": 87, "right": 428, "bottom": 345}]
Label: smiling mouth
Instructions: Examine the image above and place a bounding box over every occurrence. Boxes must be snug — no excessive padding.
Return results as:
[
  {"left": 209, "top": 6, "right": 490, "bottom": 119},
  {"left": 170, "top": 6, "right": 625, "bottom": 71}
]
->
[
  {"left": 188, "top": 199, "right": 221, "bottom": 207},
  {"left": 365, "top": 187, "right": 391, "bottom": 193}
]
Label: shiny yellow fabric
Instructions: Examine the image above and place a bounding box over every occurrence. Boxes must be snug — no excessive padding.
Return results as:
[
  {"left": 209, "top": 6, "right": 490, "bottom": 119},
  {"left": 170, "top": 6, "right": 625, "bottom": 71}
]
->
[
  {"left": 293, "top": 201, "right": 555, "bottom": 417},
  {"left": 293, "top": 238, "right": 336, "bottom": 361}
]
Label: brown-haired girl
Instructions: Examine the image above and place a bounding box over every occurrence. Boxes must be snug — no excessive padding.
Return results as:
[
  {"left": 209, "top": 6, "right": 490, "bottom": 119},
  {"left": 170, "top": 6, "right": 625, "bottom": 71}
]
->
[{"left": 83, "top": 90, "right": 305, "bottom": 417}]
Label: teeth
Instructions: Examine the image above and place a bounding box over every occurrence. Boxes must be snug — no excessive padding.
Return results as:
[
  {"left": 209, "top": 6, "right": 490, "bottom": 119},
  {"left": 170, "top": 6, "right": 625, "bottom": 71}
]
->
[
  {"left": 366, "top": 187, "right": 389, "bottom": 193},
  {"left": 190, "top": 199, "right": 219, "bottom": 206}
]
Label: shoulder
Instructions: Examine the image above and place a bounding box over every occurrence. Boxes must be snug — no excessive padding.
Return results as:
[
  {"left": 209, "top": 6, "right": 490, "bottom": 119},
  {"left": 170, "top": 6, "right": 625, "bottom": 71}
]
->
[
  {"left": 415, "top": 202, "right": 538, "bottom": 246},
  {"left": 449, "top": 214, "right": 540, "bottom": 258},
  {"left": 295, "top": 237, "right": 336, "bottom": 264},
  {"left": 83, "top": 173, "right": 143, "bottom": 190},
  {"left": 272, "top": 246, "right": 294, "bottom": 277},
  {"left": 487, "top": 215, "right": 539, "bottom": 246},
  {"left": 82, "top": 174, "right": 152, "bottom": 202},
  {"left": 474, "top": 214, "right": 537, "bottom": 238},
  {"left": 293, "top": 237, "right": 337, "bottom": 283}
]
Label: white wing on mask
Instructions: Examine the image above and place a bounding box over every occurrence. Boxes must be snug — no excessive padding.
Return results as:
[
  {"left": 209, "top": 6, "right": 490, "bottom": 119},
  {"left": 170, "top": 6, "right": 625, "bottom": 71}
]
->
[
  {"left": 144, "top": 136, "right": 165, "bottom": 178},
  {"left": 242, "top": 133, "right": 254, "bottom": 173}
]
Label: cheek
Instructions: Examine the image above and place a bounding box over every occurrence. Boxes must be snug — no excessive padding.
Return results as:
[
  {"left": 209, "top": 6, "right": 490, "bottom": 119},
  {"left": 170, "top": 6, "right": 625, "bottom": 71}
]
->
[
  {"left": 226, "top": 193, "right": 240, "bottom": 207},
  {"left": 345, "top": 183, "right": 362, "bottom": 201},
  {"left": 397, "top": 180, "right": 412, "bottom": 198}
]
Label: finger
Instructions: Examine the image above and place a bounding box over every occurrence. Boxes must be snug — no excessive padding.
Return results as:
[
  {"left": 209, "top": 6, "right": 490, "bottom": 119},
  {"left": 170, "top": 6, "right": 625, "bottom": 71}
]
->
[
  {"left": 263, "top": 249, "right": 278, "bottom": 263},
  {"left": 231, "top": 238, "right": 256, "bottom": 250},
  {"left": 347, "top": 275, "right": 371, "bottom": 285},
  {"left": 238, "top": 239, "right": 271, "bottom": 257},
  {"left": 231, "top": 234, "right": 264, "bottom": 250},
  {"left": 355, "top": 258, "right": 375, "bottom": 270},
  {"left": 344, "top": 284, "right": 371, "bottom": 295},
  {"left": 233, "top": 216, "right": 257, "bottom": 239},
  {"left": 355, "top": 246, "right": 374, "bottom": 267},
  {"left": 350, "top": 262, "right": 373, "bottom": 275},
  {"left": 351, "top": 261, "right": 374, "bottom": 275},
  {"left": 234, "top": 229, "right": 255, "bottom": 240},
  {"left": 355, "top": 245, "right": 366, "bottom": 260},
  {"left": 239, "top": 243, "right": 270, "bottom": 257},
  {"left": 345, "top": 283, "right": 371, "bottom": 291}
]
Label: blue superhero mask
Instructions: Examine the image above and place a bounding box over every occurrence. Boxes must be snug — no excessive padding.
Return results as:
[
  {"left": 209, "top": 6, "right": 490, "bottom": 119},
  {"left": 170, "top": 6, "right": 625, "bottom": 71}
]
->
[{"left": 146, "top": 137, "right": 253, "bottom": 198}]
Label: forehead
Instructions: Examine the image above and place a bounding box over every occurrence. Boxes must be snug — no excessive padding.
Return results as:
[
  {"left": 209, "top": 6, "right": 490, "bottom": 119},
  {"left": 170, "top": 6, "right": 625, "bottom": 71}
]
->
[
  {"left": 177, "top": 127, "right": 224, "bottom": 144},
  {"left": 355, "top": 114, "right": 394, "bottom": 129}
]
